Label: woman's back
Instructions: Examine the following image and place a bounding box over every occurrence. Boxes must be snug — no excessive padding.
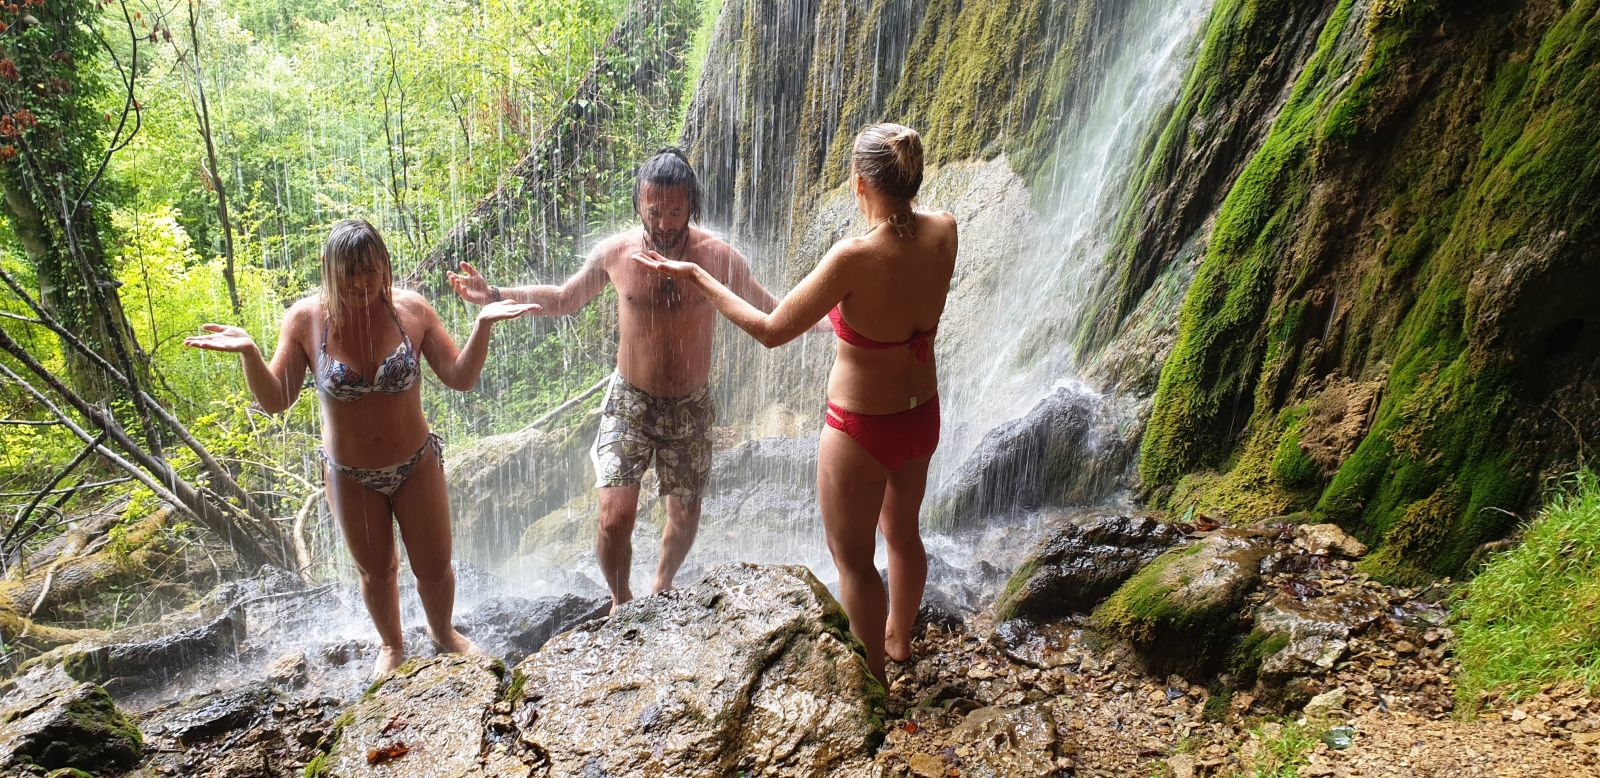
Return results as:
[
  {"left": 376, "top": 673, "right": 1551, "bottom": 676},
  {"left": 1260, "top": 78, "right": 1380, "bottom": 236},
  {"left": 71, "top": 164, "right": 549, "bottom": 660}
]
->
[{"left": 826, "top": 210, "right": 958, "bottom": 415}]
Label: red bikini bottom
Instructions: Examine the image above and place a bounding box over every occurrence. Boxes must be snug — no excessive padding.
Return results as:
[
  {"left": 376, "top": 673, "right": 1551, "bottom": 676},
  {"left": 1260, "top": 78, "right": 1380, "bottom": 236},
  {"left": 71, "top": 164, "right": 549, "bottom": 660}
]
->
[{"left": 824, "top": 395, "right": 941, "bottom": 470}]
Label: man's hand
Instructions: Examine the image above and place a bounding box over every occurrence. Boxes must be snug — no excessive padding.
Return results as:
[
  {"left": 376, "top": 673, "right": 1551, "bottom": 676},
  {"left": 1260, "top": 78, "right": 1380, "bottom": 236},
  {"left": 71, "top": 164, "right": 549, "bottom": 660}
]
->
[
  {"left": 630, "top": 250, "right": 702, "bottom": 281},
  {"left": 184, "top": 323, "right": 258, "bottom": 354},
  {"left": 447, "top": 261, "right": 497, "bottom": 305},
  {"left": 475, "top": 300, "right": 541, "bottom": 324}
]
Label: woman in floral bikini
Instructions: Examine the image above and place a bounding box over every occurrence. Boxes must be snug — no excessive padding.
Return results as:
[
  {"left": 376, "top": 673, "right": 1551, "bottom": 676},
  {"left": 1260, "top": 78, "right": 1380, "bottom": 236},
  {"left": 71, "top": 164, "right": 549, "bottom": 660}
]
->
[{"left": 186, "top": 219, "right": 536, "bottom": 678}]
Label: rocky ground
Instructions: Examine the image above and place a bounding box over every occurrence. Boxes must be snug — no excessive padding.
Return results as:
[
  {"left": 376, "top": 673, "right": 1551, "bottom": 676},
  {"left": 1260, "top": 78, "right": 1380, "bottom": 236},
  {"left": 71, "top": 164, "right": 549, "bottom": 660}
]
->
[{"left": 873, "top": 559, "right": 1600, "bottom": 777}]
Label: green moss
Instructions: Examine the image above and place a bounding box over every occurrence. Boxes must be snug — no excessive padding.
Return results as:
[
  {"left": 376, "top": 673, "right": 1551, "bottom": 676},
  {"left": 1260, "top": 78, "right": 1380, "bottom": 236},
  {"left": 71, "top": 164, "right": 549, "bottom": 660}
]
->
[
  {"left": 503, "top": 669, "right": 528, "bottom": 703},
  {"left": 1271, "top": 417, "right": 1323, "bottom": 490},
  {"left": 1090, "top": 543, "right": 1234, "bottom": 647},
  {"left": 1228, "top": 628, "right": 1291, "bottom": 685},
  {"left": 1139, "top": 0, "right": 1360, "bottom": 486},
  {"left": 993, "top": 558, "right": 1041, "bottom": 621},
  {"left": 1201, "top": 688, "right": 1233, "bottom": 722},
  {"left": 1139, "top": 0, "right": 1598, "bottom": 579}
]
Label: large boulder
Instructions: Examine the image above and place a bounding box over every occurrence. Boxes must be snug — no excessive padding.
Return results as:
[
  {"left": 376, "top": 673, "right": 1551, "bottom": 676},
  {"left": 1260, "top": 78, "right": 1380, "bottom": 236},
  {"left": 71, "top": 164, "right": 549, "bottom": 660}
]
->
[
  {"left": 55, "top": 601, "right": 245, "bottom": 691},
  {"left": 1090, "top": 529, "right": 1276, "bottom": 673},
  {"left": 447, "top": 414, "right": 600, "bottom": 567},
  {"left": 928, "top": 387, "right": 1139, "bottom": 530},
  {"left": 995, "top": 513, "right": 1184, "bottom": 622},
  {"left": 307, "top": 654, "right": 531, "bottom": 777},
  {"left": 457, "top": 593, "right": 607, "bottom": 662},
  {"left": 0, "top": 666, "right": 143, "bottom": 775},
  {"left": 511, "top": 563, "right": 883, "bottom": 777}
]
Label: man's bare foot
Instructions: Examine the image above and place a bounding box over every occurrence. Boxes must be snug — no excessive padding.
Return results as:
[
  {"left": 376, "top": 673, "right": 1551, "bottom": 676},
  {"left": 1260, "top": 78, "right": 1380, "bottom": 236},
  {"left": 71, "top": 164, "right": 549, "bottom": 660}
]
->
[
  {"left": 372, "top": 645, "right": 406, "bottom": 680},
  {"left": 608, "top": 593, "right": 633, "bottom": 615},
  {"left": 430, "top": 628, "right": 485, "bottom": 655},
  {"left": 650, "top": 579, "right": 674, "bottom": 596},
  {"left": 885, "top": 630, "right": 912, "bottom": 663}
]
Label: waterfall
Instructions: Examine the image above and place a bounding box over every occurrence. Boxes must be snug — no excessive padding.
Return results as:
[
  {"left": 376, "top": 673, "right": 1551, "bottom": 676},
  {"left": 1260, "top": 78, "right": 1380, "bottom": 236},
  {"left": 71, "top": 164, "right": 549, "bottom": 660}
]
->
[{"left": 931, "top": 0, "right": 1214, "bottom": 489}]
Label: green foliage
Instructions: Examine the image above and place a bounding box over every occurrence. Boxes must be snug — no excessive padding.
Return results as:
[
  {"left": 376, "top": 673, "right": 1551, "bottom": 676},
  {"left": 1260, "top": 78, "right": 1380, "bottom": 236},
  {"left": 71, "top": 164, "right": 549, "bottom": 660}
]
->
[
  {"left": 1454, "top": 471, "right": 1600, "bottom": 709},
  {"left": 1238, "top": 718, "right": 1322, "bottom": 777}
]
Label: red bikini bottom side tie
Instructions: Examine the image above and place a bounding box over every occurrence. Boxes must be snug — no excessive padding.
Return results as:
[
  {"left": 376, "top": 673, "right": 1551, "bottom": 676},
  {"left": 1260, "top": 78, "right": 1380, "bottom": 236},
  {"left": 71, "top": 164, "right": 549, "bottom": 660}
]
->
[{"left": 824, "top": 395, "right": 941, "bottom": 470}]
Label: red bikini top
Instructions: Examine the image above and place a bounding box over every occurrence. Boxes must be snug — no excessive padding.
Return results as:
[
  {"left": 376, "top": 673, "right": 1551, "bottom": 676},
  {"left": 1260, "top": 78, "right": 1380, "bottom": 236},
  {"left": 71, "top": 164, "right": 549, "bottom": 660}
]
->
[{"left": 828, "top": 306, "right": 937, "bottom": 363}]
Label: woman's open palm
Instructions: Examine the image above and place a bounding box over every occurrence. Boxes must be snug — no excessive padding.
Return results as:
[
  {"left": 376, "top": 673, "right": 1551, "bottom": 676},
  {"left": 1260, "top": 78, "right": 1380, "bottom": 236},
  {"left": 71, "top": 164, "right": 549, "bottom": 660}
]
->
[{"left": 184, "top": 323, "right": 257, "bottom": 353}]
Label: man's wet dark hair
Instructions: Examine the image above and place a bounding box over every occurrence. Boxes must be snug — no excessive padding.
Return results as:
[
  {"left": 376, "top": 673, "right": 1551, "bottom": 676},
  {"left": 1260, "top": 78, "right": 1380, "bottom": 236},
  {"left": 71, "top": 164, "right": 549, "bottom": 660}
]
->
[{"left": 633, "top": 147, "right": 703, "bottom": 222}]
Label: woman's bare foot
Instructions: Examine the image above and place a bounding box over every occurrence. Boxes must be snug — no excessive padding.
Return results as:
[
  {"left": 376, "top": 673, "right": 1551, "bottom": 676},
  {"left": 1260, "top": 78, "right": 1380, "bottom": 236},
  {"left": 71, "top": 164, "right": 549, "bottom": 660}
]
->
[
  {"left": 430, "top": 628, "right": 485, "bottom": 656},
  {"left": 372, "top": 645, "right": 406, "bottom": 680},
  {"left": 885, "top": 629, "right": 912, "bottom": 663}
]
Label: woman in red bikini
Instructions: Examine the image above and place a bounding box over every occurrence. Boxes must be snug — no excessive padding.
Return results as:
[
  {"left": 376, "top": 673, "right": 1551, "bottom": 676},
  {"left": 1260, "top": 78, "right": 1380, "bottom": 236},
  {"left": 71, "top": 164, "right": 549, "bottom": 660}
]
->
[
  {"left": 633, "top": 123, "right": 956, "bottom": 681},
  {"left": 185, "top": 219, "right": 537, "bottom": 678}
]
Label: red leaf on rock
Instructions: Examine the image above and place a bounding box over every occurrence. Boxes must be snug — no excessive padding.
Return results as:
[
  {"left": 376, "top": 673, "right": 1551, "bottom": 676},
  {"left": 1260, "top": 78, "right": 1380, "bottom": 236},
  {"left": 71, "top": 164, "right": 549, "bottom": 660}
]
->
[{"left": 366, "top": 741, "right": 410, "bottom": 765}]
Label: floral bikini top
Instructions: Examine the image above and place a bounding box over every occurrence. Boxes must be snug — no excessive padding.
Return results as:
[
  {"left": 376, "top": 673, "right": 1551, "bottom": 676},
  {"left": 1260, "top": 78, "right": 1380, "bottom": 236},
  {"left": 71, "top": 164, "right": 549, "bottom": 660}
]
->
[{"left": 316, "top": 309, "right": 421, "bottom": 402}]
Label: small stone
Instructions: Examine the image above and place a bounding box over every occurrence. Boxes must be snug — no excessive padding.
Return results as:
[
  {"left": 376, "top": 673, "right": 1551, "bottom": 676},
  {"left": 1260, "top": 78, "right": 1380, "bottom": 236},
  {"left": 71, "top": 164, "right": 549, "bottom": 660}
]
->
[
  {"left": 1394, "top": 641, "right": 1418, "bottom": 654},
  {"left": 1304, "top": 688, "right": 1348, "bottom": 720},
  {"left": 1510, "top": 708, "right": 1529, "bottom": 722},
  {"left": 266, "top": 652, "right": 309, "bottom": 688},
  {"left": 909, "top": 753, "right": 945, "bottom": 777}
]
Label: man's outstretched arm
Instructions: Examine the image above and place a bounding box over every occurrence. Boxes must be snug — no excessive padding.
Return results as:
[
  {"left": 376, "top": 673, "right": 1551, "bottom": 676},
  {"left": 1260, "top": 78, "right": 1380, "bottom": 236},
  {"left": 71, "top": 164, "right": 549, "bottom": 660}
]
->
[{"left": 448, "top": 250, "right": 609, "bottom": 316}]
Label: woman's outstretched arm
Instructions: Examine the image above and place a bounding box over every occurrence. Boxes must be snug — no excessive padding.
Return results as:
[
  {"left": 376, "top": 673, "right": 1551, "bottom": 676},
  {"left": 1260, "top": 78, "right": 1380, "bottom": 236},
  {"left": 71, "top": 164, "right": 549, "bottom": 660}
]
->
[
  {"left": 183, "top": 298, "right": 313, "bottom": 414},
  {"left": 633, "top": 242, "right": 853, "bottom": 349},
  {"left": 414, "top": 291, "right": 540, "bottom": 391}
]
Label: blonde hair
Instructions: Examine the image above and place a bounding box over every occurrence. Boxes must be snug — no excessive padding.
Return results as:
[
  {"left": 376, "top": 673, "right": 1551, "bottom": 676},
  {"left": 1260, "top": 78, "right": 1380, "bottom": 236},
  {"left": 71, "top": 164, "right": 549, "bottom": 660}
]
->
[
  {"left": 852, "top": 123, "right": 924, "bottom": 201},
  {"left": 319, "top": 219, "right": 393, "bottom": 331}
]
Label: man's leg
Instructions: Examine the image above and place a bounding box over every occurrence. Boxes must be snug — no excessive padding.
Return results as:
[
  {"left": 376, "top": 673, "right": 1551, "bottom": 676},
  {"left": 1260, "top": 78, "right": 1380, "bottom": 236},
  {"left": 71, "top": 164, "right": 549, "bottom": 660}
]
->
[
  {"left": 653, "top": 495, "right": 702, "bottom": 594},
  {"left": 650, "top": 383, "right": 714, "bottom": 596},
  {"left": 597, "top": 484, "right": 642, "bottom": 613}
]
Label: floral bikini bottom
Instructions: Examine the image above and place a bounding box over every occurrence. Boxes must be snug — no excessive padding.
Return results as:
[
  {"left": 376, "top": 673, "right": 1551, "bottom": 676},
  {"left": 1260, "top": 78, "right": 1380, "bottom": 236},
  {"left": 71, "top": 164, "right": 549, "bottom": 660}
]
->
[{"left": 321, "top": 433, "right": 443, "bottom": 498}]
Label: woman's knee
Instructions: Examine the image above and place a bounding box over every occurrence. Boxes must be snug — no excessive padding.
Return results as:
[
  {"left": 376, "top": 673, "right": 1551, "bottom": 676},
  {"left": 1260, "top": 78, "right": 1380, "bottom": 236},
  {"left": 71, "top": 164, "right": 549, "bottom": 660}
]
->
[
  {"left": 355, "top": 556, "right": 400, "bottom": 585},
  {"left": 411, "top": 559, "right": 456, "bottom": 586}
]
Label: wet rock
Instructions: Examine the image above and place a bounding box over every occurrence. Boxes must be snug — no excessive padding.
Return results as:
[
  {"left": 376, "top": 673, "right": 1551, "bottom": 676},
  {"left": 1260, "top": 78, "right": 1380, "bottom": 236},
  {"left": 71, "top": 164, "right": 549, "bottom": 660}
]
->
[
  {"left": 1304, "top": 687, "right": 1348, "bottom": 719},
  {"left": 1293, "top": 524, "right": 1369, "bottom": 558},
  {"left": 446, "top": 415, "right": 600, "bottom": 567},
  {"left": 512, "top": 563, "right": 883, "bottom": 776},
  {"left": 929, "top": 389, "right": 1136, "bottom": 528},
  {"left": 0, "top": 666, "right": 142, "bottom": 774},
  {"left": 58, "top": 602, "right": 245, "bottom": 690},
  {"left": 992, "top": 620, "right": 1097, "bottom": 671},
  {"left": 456, "top": 593, "right": 607, "bottom": 662},
  {"left": 310, "top": 653, "right": 528, "bottom": 777},
  {"left": 1254, "top": 590, "right": 1385, "bottom": 683},
  {"left": 995, "top": 512, "right": 1183, "bottom": 622},
  {"left": 951, "top": 703, "right": 1064, "bottom": 777},
  {"left": 1091, "top": 530, "right": 1275, "bottom": 673},
  {"left": 146, "top": 682, "right": 275, "bottom": 746},
  {"left": 266, "top": 652, "right": 308, "bottom": 689}
]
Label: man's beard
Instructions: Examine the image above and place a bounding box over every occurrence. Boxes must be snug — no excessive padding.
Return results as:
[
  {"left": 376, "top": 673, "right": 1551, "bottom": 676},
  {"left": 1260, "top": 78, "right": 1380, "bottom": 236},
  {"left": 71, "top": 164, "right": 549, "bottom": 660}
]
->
[{"left": 645, "top": 227, "right": 687, "bottom": 255}]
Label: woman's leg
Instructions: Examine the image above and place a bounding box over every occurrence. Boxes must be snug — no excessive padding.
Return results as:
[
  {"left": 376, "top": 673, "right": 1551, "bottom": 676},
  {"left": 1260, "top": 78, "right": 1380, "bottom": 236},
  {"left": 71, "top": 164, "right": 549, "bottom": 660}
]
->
[
  {"left": 880, "top": 456, "right": 931, "bottom": 663},
  {"left": 390, "top": 443, "right": 477, "bottom": 654},
  {"left": 818, "top": 426, "right": 891, "bottom": 681},
  {"left": 325, "top": 466, "right": 407, "bottom": 676}
]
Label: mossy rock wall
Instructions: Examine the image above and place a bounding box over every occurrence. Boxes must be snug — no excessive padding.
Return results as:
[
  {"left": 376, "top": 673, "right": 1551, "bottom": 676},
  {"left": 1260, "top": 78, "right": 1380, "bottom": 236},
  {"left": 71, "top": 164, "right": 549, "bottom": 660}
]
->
[{"left": 1137, "top": 0, "right": 1600, "bottom": 581}]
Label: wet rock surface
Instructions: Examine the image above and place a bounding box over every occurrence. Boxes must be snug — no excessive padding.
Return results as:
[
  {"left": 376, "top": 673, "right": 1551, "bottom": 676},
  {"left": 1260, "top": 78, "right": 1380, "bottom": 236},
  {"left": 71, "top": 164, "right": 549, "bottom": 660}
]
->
[
  {"left": 1090, "top": 528, "right": 1276, "bottom": 673},
  {"left": 56, "top": 601, "right": 245, "bottom": 691},
  {"left": 0, "top": 666, "right": 143, "bottom": 775},
  {"left": 513, "top": 562, "right": 883, "bottom": 777},
  {"left": 454, "top": 592, "right": 607, "bottom": 661},
  {"left": 930, "top": 387, "right": 1138, "bottom": 528},
  {"left": 995, "top": 512, "right": 1183, "bottom": 621},
  {"left": 313, "top": 653, "right": 529, "bottom": 777}
]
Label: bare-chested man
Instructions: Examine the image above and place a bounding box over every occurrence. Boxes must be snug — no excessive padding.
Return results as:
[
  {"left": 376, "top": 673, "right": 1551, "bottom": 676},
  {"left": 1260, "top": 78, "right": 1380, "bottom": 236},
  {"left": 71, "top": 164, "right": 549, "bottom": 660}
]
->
[{"left": 448, "top": 148, "right": 779, "bottom": 613}]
